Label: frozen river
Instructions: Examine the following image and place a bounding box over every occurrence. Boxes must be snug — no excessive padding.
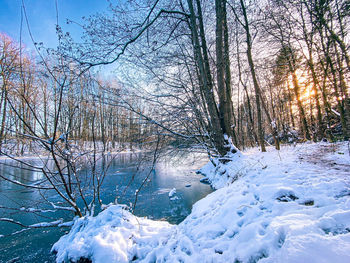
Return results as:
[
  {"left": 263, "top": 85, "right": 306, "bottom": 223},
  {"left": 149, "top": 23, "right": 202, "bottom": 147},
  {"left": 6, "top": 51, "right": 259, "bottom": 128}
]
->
[{"left": 0, "top": 152, "right": 212, "bottom": 262}]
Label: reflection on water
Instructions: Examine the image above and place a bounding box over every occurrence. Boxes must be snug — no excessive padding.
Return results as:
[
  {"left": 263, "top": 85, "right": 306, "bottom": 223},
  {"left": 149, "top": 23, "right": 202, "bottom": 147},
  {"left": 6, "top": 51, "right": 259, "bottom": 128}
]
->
[{"left": 0, "top": 152, "right": 213, "bottom": 262}]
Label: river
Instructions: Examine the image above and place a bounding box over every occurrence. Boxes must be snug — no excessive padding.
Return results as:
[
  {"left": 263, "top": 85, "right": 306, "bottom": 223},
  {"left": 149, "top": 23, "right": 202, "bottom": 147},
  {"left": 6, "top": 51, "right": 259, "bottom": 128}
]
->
[{"left": 0, "top": 152, "right": 213, "bottom": 262}]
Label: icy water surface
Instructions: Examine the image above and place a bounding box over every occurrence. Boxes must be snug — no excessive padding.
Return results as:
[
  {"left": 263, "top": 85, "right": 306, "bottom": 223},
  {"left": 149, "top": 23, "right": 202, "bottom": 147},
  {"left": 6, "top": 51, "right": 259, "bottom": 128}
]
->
[{"left": 0, "top": 152, "right": 212, "bottom": 262}]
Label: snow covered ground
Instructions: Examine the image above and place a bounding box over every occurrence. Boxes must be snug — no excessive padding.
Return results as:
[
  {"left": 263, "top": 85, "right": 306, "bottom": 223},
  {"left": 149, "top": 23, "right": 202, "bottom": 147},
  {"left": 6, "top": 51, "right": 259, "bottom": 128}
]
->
[{"left": 52, "top": 141, "right": 350, "bottom": 263}]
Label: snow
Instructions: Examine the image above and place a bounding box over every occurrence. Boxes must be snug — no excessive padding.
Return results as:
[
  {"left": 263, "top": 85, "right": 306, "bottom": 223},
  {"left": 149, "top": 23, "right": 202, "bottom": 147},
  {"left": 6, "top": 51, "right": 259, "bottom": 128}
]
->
[
  {"left": 50, "top": 202, "right": 77, "bottom": 212},
  {"left": 30, "top": 219, "right": 63, "bottom": 228},
  {"left": 52, "top": 205, "right": 172, "bottom": 263},
  {"left": 168, "top": 188, "right": 180, "bottom": 201},
  {"left": 20, "top": 207, "right": 56, "bottom": 213},
  {"left": 0, "top": 140, "right": 142, "bottom": 160},
  {"left": 168, "top": 188, "right": 176, "bottom": 198},
  {"left": 52, "top": 142, "right": 350, "bottom": 263}
]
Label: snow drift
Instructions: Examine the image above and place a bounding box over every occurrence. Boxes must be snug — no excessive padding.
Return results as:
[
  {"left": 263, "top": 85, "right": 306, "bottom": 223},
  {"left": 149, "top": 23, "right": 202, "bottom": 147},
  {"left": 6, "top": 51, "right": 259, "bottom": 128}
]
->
[{"left": 53, "top": 142, "right": 350, "bottom": 263}]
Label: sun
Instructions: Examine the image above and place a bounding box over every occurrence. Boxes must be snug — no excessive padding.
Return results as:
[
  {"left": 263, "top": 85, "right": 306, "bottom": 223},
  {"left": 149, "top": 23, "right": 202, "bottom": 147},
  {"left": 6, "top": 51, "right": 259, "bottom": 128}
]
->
[
  {"left": 299, "top": 86, "right": 316, "bottom": 101},
  {"left": 287, "top": 69, "right": 315, "bottom": 101}
]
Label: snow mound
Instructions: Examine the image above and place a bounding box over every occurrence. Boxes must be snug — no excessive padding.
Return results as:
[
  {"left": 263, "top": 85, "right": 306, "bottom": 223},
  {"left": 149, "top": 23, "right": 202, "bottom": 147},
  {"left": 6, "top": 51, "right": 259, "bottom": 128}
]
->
[
  {"left": 53, "top": 142, "right": 350, "bottom": 263},
  {"left": 52, "top": 205, "right": 173, "bottom": 263},
  {"left": 198, "top": 150, "right": 261, "bottom": 189},
  {"left": 168, "top": 188, "right": 176, "bottom": 197}
]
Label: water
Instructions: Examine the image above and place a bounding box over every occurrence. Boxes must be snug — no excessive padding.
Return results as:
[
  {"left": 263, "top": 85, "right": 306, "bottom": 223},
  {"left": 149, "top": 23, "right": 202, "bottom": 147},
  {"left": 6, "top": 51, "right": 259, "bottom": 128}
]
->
[{"left": 0, "top": 152, "right": 213, "bottom": 262}]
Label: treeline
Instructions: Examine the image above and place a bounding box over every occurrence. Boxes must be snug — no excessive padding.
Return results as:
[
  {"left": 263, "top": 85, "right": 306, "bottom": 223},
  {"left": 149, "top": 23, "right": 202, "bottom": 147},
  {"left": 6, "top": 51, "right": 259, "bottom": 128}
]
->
[{"left": 0, "top": 33, "right": 157, "bottom": 155}]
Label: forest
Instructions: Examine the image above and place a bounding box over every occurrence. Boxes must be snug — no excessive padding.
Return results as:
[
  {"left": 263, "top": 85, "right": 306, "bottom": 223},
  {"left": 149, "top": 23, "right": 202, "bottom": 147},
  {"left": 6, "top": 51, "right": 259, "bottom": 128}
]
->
[{"left": 0, "top": 0, "right": 349, "bottom": 157}]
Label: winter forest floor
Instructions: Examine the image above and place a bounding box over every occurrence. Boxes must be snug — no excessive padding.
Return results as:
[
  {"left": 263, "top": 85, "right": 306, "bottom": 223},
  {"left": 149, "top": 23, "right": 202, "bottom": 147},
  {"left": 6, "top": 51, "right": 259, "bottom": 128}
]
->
[{"left": 52, "top": 141, "right": 350, "bottom": 263}]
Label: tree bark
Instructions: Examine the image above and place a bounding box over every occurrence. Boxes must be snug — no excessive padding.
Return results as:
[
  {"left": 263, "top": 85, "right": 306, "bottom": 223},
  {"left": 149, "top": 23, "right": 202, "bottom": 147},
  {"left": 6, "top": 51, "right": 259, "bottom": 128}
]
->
[
  {"left": 187, "top": 0, "right": 226, "bottom": 156},
  {"left": 239, "top": 0, "right": 266, "bottom": 152}
]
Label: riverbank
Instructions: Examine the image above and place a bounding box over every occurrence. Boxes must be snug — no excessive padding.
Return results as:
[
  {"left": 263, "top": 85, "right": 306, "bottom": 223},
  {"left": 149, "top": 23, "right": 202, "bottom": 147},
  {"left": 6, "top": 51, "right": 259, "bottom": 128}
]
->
[
  {"left": 52, "top": 141, "right": 350, "bottom": 263},
  {"left": 0, "top": 140, "right": 144, "bottom": 161}
]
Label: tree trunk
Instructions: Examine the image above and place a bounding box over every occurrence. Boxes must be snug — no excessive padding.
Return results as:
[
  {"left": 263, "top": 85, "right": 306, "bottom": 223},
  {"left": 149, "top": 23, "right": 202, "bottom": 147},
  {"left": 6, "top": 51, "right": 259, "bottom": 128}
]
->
[
  {"left": 239, "top": 0, "right": 266, "bottom": 152},
  {"left": 215, "top": 0, "right": 235, "bottom": 147},
  {"left": 0, "top": 83, "right": 8, "bottom": 151},
  {"left": 187, "top": 0, "right": 226, "bottom": 156}
]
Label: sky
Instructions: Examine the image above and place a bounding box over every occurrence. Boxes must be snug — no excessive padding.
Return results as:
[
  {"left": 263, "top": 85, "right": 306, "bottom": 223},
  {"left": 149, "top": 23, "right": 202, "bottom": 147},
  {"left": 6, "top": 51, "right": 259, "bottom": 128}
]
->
[{"left": 0, "top": 0, "right": 110, "bottom": 50}]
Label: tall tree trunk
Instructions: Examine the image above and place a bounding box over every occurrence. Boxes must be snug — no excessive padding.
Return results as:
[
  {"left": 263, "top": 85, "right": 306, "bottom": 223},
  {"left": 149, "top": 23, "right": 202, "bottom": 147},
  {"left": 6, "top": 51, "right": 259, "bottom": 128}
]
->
[
  {"left": 239, "top": 0, "right": 266, "bottom": 152},
  {"left": 0, "top": 83, "right": 8, "bottom": 151},
  {"left": 223, "top": 1, "right": 238, "bottom": 145},
  {"left": 187, "top": 0, "right": 226, "bottom": 156},
  {"left": 300, "top": 4, "right": 324, "bottom": 140},
  {"left": 215, "top": 0, "right": 235, "bottom": 148},
  {"left": 335, "top": 45, "right": 350, "bottom": 140}
]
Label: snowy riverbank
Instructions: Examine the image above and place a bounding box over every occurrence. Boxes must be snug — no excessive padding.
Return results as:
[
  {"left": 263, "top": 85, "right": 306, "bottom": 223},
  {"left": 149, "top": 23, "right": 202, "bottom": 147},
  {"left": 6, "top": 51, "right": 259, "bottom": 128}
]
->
[{"left": 52, "top": 142, "right": 350, "bottom": 263}]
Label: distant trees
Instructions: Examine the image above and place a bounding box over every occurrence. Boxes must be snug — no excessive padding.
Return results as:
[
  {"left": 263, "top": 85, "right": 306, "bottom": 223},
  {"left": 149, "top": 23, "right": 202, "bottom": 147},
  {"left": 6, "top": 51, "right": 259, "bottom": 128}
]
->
[
  {"left": 0, "top": 33, "right": 150, "bottom": 155},
  {"left": 0, "top": 33, "right": 20, "bottom": 151}
]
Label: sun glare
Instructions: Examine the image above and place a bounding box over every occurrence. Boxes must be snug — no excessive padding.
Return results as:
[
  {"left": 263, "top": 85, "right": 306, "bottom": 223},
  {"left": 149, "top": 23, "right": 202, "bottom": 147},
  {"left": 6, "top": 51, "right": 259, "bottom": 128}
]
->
[
  {"left": 299, "top": 86, "right": 316, "bottom": 101},
  {"left": 287, "top": 69, "right": 315, "bottom": 101}
]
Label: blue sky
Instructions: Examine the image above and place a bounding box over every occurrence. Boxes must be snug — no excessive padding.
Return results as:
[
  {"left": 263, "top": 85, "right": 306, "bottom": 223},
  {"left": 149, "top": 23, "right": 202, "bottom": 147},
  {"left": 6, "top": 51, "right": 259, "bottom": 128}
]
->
[{"left": 0, "top": 0, "right": 109, "bottom": 50}]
